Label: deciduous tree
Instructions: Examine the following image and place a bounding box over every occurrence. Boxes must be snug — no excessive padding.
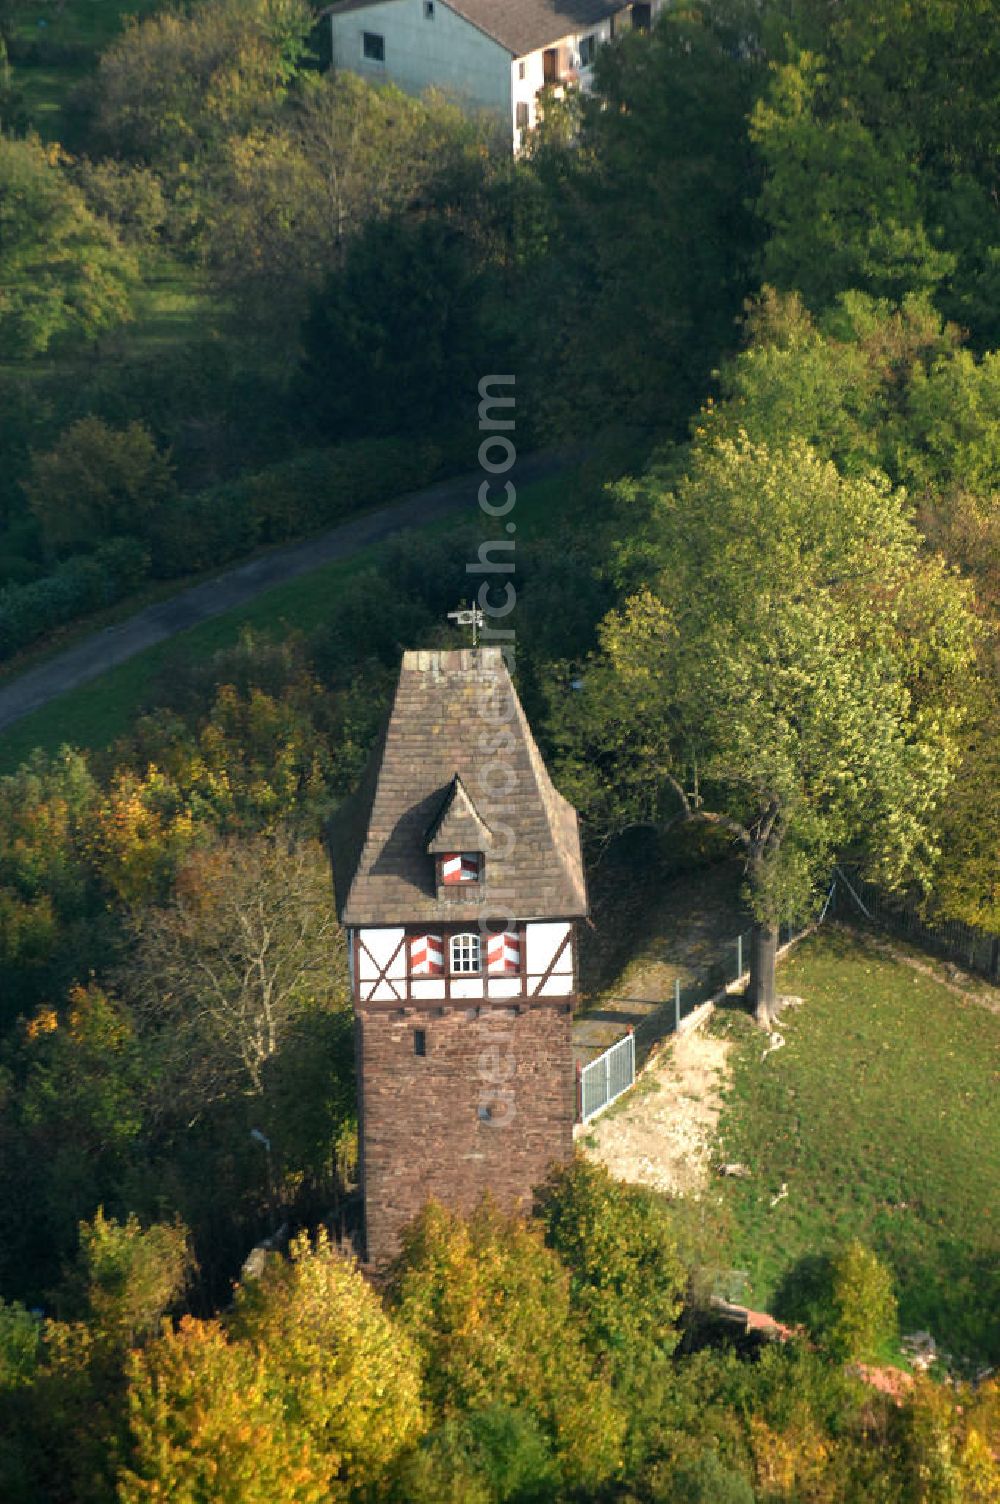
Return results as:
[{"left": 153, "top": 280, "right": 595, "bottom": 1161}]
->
[
  {"left": 0, "top": 134, "right": 136, "bottom": 357},
  {"left": 552, "top": 436, "right": 977, "bottom": 1021}
]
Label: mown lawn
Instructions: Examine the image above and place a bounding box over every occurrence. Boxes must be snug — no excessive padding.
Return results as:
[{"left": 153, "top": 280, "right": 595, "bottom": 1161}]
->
[
  {"left": 711, "top": 927, "right": 1000, "bottom": 1365},
  {"left": 0, "top": 469, "right": 580, "bottom": 771}
]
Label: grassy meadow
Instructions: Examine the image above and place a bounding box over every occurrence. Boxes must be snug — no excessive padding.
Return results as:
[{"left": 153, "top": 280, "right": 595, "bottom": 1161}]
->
[{"left": 710, "top": 927, "right": 1000, "bottom": 1366}]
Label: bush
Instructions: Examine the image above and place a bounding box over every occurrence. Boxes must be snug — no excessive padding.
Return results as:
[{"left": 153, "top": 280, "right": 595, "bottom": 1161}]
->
[
  {"left": 774, "top": 1242, "right": 898, "bottom": 1363},
  {"left": 148, "top": 437, "right": 444, "bottom": 576},
  {"left": 25, "top": 416, "right": 175, "bottom": 557},
  {"left": 0, "top": 538, "right": 150, "bottom": 661},
  {"left": 827, "top": 1241, "right": 898, "bottom": 1364}
]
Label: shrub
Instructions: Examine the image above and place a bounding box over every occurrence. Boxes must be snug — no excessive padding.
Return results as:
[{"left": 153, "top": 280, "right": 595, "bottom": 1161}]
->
[
  {"left": 0, "top": 537, "right": 150, "bottom": 661},
  {"left": 827, "top": 1240, "right": 898, "bottom": 1364},
  {"left": 25, "top": 416, "right": 175, "bottom": 558},
  {"left": 148, "top": 438, "right": 444, "bottom": 576}
]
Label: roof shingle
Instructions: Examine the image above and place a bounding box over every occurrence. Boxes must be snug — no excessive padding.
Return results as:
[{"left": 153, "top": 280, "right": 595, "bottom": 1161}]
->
[{"left": 329, "top": 647, "right": 588, "bottom": 925}]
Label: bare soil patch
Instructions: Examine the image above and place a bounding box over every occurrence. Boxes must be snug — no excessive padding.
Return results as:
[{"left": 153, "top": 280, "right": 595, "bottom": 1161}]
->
[{"left": 581, "top": 1022, "right": 733, "bottom": 1197}]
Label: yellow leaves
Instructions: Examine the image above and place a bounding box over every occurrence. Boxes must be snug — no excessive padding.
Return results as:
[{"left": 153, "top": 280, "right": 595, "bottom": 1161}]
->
[
  {"left": 23, "top": 1004, "right": 59, "bottom": 1041},
  {"left": 749, "top": 1413, "right": 833, "bottom": 1502},
  {"left": 88, "top": 765, "right": 196, "bottom": 905}
]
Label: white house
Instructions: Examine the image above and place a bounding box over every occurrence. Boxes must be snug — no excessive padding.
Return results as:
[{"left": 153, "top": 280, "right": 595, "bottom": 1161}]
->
[{"left": 325, "top": 0, "right": 667, "bottom": 151}]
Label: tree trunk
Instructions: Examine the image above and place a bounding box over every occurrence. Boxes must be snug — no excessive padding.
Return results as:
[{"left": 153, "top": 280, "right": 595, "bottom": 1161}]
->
[{"left": 750, "top": 921, "right": 779, "bottom": 1028}]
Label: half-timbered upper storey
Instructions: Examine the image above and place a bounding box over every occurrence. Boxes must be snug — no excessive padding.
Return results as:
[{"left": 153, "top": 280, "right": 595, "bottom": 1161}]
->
[{"left": 328, "top": 647, "right": 588, "bottom": 1007}]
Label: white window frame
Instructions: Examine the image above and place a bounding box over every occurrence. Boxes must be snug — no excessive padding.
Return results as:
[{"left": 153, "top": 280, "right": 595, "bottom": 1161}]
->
[
  {"left": 579, "top": 33, "right": 596, "bottom": 67},
  {"left": 450, "top": 932, "right": 482, "bottom": 974}
]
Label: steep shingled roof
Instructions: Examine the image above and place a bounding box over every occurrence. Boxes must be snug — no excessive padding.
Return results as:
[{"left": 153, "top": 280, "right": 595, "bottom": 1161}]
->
[
  {"left": 323, "top": 0, "right": 622, "bottom": 57},
  {"left": 329, "top": 648, "right": 588, "bottom": 925}
]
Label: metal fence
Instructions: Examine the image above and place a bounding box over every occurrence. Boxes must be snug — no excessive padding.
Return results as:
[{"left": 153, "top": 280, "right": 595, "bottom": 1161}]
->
[
  {"left": 576, "top": 908, "right": 820, "bottom": 1124},
  {"left": 578, "top": 1031, "right": 636, "bottom": 1123},
  {"left": 833, "top": 866, "right": 1000, "bottom": 981}
]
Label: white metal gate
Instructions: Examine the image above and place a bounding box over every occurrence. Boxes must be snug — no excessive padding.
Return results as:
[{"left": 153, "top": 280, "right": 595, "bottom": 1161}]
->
[{"left": 578, "top": 1032, "right": 635, "bottom": 1123}]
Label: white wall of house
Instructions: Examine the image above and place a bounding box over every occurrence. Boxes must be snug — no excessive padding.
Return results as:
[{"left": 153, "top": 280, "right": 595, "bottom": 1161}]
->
[
  {"left": 510, "top": 17, "right": 616, "bottom": 151},
  {"left": 329, "top": 0, "right": 513, "bottom": 122},
  {"left": 330, "top": 0, "right": 669, "bottom": 153}
]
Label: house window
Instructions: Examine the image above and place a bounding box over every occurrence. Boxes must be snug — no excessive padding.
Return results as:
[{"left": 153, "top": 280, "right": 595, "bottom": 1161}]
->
[
  {"left": 414, "top": 1028, "right": 427, "bottom": 1056},
  {"left": 451, "top": 932, "right": 482, "bottom": 974},
  {"left": 518, "top": 60, "right": 526, "bottom": 79},
  {"left": 362, "top": 30, "right": 385, "bottom": 61},
  {"left": 579, "top": 33, "right": 596, "bottom": 67},
  {"left": 424, "top": 0, "right": 434, "bottom": 15},
  {"left": 410, "top": 933, "right": 444, "bottom": 976},
  {"left": 515, "top": 101, "right": 529, "bottom": 131},
  {"left": 487, "top": 929, "right": 521, "bottom": 975},
  {"left": 441, "top": 852, "right": 481, "bottom": 884}
]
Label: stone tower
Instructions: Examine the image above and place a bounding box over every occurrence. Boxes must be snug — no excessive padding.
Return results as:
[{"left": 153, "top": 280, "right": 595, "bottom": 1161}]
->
[{"left": 328, "top": 647, "right": 588, "bottom": 1266}]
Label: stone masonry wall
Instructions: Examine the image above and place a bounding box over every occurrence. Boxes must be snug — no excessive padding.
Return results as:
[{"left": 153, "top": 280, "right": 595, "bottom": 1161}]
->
[{"left": 359, "top": 1002, "right": 575, "bottom": 1266}]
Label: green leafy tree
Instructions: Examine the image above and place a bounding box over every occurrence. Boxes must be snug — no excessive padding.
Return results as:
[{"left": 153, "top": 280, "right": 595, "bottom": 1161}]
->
[
  {"left": 120, "top": 1316, "right": 330, "bottom": 1504},
  {"left": 513, "top": 0, "right": 765, "bottom": 441},
  {"left": 389, "top": 1199, "right": 625, "bottom": 1493},
  {"left": 297, "top": 213, "right": 493, "bottom": 441},
  {"left": 24, "top": 416, "right": 175, "bottom": 557},
  {"left": 69, "top": 1208, "right": 192, "bottom": 1354},
  {"left": 92, "top": 0, "right": 312, "bottom": 174},
  {"left": 552, "top": 435, "right": 977, "bottom": 1021},
  {"left": 122, "top": 1232, "right": 423, "bottom": 1502},
  {"left": 0, "top": 134, "right": 136, "bottom": 357},
  {"left": 753, "top": 0, "right": 1000, "bottom": 344},
  {"left": 826, "top": 1240, "right": 898, "bottom": 1364},
  {"left": 534, "top": 1159, "right": 686, "bottom": 1382},
  {"left": 201, "top": 74, "right": 484, "bottom": 338}
]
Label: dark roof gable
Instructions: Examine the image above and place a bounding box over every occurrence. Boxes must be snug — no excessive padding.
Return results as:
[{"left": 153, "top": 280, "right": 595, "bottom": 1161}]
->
[
  {"left": 329, "top": 647, "right": 588, "bottom": 925},
  {"left": 426, "top": 773, "right": 494, "bottom": 854}
]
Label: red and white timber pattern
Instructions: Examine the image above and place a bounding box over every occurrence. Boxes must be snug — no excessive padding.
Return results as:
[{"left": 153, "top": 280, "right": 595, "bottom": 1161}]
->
[
  {"left": 410, "top": 933, "right": 444, "bottom": 975},
  {"left": 487, "top": 930, "right": 521, "bottom": 974},
  {"left": 442, "top": 852, "right": 480, "bottom": 883}
]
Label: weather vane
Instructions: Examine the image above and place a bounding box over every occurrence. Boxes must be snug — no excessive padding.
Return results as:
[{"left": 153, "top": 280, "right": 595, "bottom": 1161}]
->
[{"left": 447, "top": 603, "right": 485, "bottom": 647}]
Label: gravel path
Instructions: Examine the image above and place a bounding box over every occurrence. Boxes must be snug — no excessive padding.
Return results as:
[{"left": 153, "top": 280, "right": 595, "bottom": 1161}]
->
[{"left": 0, "top": 451, "right": 569, "bottom": 736}]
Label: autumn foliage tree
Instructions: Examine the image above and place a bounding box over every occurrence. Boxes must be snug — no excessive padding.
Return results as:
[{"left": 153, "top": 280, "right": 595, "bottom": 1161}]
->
[
  {"left": 120, "top": 1231, "right": 424, "bottom": 1502},
  {"left": 389, "top": 1199, "right": 625, "bottom": 1494}
]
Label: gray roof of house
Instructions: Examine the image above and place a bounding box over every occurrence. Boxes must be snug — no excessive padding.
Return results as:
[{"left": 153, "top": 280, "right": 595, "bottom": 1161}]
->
[
  {"left": 323, "top": 0, "right": 622, "bottom": 56},
  {"left": 329, "top": 647, "right": 588, "bottom": 926}
]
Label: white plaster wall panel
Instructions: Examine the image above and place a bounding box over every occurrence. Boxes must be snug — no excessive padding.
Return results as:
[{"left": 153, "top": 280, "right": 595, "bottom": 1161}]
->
[
  {"left": 410, "top": 978, "right": 447, "bottom": 1000},
  {"left": 330, "top": 0, "right": 512, "bottom": 118},
  {"left": 450, "top": 977, "right": 486, "bottom": 999},
  {"left": 539, "top": 973, "right": 573, "bottom": 997},
  {"left": 488, "top": 976, "right": 522, "bottom": 999},
  {"left": 525, "top": 921, "right": 570, "bottom": 975},
  {"left": 358, "top": 927, "right": 406, "bottom": 978}
]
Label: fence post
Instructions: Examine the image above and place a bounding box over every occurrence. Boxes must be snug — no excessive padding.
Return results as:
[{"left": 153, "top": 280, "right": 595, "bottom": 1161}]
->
[
  {"left": 576, "top": 1062, "right": 582, "bottom": 1122},
  {"left": 674, "top": 977, "right": 681, "bottom": 1032},
  {"left": 737, "top": 932, "right": 743, "bottom": 981}
]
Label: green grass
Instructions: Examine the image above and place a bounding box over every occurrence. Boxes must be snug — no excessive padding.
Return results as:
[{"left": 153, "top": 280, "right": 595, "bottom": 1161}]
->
[
  {"left": 0, "top": 470, "right": 579, "bottom": 771},
  {"left": 711, "top": 927, "right": 1000, "bottom": 1365}
]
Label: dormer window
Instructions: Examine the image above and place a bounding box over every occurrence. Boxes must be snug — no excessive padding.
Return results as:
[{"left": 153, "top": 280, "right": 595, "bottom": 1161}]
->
[
  {"left": 441, "top": 852, "right": 481, "bottom": 885},
  {"left": 426, "top": 773, "right": 492, "bottom": 895}
]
